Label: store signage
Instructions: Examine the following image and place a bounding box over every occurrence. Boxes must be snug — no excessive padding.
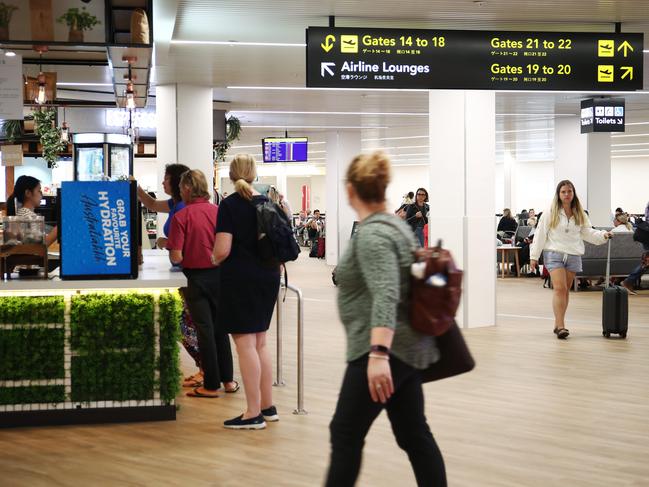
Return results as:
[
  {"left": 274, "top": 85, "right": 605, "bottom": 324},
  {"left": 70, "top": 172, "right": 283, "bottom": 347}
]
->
[
  {"left": 580, "top": 98, "right": 625, "bottom": 133},
  {"left": 0, "top": 54, "right": 23, "bottom": 119},
  {"left": 60, "top": 181, "right": 138, "bottom": 279},
  {"left": 1, "top": 145, "right": 23, "bottom": 166},
  {"left": 306, "top": 27, "right": 644, "bottom": 91}
]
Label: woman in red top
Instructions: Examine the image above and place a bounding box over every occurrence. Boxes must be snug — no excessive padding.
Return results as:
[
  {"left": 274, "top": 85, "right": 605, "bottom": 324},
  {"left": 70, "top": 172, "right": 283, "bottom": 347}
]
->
[{"left": 167, "top": 170, "right": 237, "bottom": 398}]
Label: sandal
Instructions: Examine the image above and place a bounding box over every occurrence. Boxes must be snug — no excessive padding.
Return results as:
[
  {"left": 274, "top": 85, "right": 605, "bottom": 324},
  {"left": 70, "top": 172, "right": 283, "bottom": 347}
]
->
[
  {"left": 224, "top": 380, "right": 240, "bottom": 394},
  {"left": 553, "top": 328, "right": 570, "bottom": 339},
  {"left": 182, "top": 373, "right": 204, "bottom": 388},
  {"left": 186, "top": 387, "right": 220, "bottom": 398}
]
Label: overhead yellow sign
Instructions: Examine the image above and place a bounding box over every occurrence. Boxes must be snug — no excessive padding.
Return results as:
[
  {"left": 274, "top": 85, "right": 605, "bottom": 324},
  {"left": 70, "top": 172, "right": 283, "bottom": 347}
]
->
[
  {"left": 597, "top": 40, "right": 614, "bottom": 57},
  {"left": 340, "top": 35, "right": 359, "bottom": 53}
]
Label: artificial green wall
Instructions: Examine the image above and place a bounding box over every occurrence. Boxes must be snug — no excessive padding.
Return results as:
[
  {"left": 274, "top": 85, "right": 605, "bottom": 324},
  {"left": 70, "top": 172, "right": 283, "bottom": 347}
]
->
[{"left": 0, "top": 292, "right": 181, "bottom": 407}]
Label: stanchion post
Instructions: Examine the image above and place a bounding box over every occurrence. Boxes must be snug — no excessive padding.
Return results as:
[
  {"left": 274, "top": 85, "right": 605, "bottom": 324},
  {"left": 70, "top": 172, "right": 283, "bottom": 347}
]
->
[
  {"left": 273, "top": 295, "right": 285, "bottom": 386},
  {"left": 289, "top": 284, "right": 307, "bottom": 415}
]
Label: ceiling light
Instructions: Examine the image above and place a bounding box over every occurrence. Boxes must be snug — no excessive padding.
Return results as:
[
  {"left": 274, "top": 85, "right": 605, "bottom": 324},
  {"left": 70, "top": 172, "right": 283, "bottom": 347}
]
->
[
  {"left": 611, "top": 133, "right": 649, "bottom": 138},
  {"left": 57, "top": 82, "right": 113, "bottom": 87},
  {"left": 612, "top": 154, "right": 649, "bottom": 158},
  {"left": 227, "top": 85, "right": 427, "bottom": 93},
  {"left": 241, "top": 125, "right": 388, "bottom": 129},
  {"left": 611, "top": 142, "right": 649, "bottom": 147},
  {"left": 231, "top": 110, "right": 427, "bottom": 117},
  {"left": 611, "top": 148, "right": 649, "bottom": 153},
  {"left": 362, "top": 144, "right": 430, "bottom": 151},
  {"left": 60, "top": 122, "right": 70, "bottom": 143},
  {"left": 625, "top": 121, "right": 649, "bottom": 126},
  {"left": 496, "top": 128, "right": 554, "bottom": 134},
  {"left": 5, "top": 51, "right": 15, "bottom": 57},
  {"left": 172, "top": 40, "right": 306, "bottom": 47},
  {"left": 361, "top": 135, "right": 428, "bottom": 142}
]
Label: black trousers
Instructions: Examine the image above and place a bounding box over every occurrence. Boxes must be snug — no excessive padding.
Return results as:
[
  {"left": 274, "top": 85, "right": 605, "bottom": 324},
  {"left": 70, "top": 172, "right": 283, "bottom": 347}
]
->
[
  {"left": 325, "top": 355, "right": 446, "bottom": 487},
  {"left": 183, "top": 268, "right": 233, "bottom": 390}
]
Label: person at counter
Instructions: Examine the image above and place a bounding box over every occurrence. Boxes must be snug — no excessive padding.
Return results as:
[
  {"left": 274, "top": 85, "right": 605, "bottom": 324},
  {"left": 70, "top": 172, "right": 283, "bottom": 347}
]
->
[
  {"left": 137, "top": 163, "right": 190, "bottom": 249},
  {"left": 167, "top": 169, "right": 237, "bottom": 398},
  {"left": 6, "top": 175, "right": 58, "bottom": 246}
]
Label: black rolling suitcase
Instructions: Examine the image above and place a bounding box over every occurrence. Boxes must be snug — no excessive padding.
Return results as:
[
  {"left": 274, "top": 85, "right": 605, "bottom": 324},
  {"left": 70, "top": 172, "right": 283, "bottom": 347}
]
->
[{"left": 602, "top": 239, "right": 628, "bottom": 338}]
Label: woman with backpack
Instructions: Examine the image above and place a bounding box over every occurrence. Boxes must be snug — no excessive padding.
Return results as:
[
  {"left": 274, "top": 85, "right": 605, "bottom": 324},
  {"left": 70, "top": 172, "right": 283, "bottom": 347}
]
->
[
  {"left": 212, "top": 154, "right": 281, "bottom": 430},
  {"left": 324, "top": 151, "right": 446, "bottom": 486}
]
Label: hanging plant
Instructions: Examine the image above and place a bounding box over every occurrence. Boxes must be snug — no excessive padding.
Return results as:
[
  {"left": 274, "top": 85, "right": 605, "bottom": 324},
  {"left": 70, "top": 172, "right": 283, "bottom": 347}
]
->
[
  {"left": 214, "top": 115, "right": 242, "bottom": 162},
  {"left": 0, "top": 119, "right": 22, "bottom": 143},
  {"left": 33, "top": 108, "right": 66, "bottom": 168}
]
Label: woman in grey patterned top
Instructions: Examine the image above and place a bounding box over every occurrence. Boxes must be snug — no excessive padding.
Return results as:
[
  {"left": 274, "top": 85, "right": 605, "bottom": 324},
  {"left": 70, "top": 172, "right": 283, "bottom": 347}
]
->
[
  {"left": 325, "top": 152, "right": 446, "bottom": 487},
  {"left": 7, "top": 175, "right": 58, "bottom": 247}
]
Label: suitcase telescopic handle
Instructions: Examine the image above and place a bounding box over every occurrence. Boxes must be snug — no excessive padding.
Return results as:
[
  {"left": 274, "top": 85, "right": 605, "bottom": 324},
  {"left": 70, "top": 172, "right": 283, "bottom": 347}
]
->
[{"left": 605, "top": 238, "right": 612, "bottom": 289}]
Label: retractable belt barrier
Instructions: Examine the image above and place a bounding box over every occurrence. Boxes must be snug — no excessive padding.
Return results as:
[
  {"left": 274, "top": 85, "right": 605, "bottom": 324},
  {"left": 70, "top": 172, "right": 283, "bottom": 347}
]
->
[{"left": 274, "top": 284, "right": 307, "bottom": 415}]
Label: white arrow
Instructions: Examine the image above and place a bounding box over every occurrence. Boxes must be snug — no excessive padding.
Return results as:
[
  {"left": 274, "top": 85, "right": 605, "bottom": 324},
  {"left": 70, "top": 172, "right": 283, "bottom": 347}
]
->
[{"left": 321, "top": 62, "right": 335, "bottom": 77}]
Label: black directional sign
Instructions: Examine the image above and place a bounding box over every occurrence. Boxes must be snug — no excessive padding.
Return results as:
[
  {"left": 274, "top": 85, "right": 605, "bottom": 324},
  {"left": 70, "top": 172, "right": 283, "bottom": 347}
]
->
[
  {"left": 306, "top": 27, "right": 644, "bottom": 91},
  {"left": 580, "top": 98, "right": 625, "bottom": 133}
]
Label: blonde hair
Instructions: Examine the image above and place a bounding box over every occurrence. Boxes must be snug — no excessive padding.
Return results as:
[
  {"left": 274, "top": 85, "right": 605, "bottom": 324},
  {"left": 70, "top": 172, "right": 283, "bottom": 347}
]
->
[
  {"left": 229, "top": 154, "right": 257, "bottom": 200},
  {"left": 180, "top": 169, "right": 210, "bottom": 201},
  {"left": 615, "top": 213, "right": 632, "bottom": 230},
  {"left": 345, "top": 151, "right": 391, "bottom": 203},
  {"left": 550, "top": 180, "right": 586, "bottom": 229}
]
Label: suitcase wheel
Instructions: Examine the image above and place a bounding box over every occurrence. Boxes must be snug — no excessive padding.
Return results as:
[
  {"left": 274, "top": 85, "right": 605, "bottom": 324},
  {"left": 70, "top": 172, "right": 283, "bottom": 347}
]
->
[
  {"left": 603, "top": 331, "right": 611, "bottom": 338},
  {"left": 620, "top": 332, "right": 627, "bottom": 339}
]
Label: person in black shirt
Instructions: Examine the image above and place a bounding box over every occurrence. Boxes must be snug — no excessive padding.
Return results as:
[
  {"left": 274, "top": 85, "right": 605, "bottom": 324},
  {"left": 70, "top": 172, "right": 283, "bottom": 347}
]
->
[
  {"left": 405, "top": 188, "right": 429, "bottom": 246},
  {"left": 497, "top": 208, "right": 518, "bottom": 234}
]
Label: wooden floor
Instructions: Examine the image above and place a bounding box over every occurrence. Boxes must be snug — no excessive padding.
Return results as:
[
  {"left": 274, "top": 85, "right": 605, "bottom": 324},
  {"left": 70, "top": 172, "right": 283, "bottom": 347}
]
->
[{"left": 2, "top": 254, "right": 649, "bottom": 486}]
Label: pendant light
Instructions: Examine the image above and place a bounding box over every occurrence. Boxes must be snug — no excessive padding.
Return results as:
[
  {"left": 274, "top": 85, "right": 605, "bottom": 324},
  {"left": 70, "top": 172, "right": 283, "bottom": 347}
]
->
[
  {"left": 34, "top": 46, "right": 48, "bottom": 105},
  {"left": 125, "top": 82, "right": 136, "bottom": 110},
  {"left": 60, "top": 107, "right": 70, "bottom": 142}
]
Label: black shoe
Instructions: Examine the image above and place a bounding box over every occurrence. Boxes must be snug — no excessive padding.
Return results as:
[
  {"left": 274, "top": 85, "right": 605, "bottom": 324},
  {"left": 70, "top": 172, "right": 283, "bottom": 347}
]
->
[
  {"left": 553, "top": 328, "right": 570, "bottom": 339},
  {"left": 224, "top": 414, "right": 266, "bottom": 430},
  {"left": 261, "top": 405, "right": 279, "bottom": 422}
]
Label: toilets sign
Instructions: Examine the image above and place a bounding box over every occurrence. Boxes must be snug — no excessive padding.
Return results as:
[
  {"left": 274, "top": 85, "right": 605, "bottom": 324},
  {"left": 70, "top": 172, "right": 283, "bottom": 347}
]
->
[{"left": 306, "top": 27, "right": 643, "bottom": 91}]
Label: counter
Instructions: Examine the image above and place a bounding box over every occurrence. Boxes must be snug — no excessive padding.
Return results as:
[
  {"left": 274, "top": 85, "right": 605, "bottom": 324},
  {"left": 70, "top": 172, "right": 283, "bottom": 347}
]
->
[{"left": 0, "top": 250, "right": 185, "bottom": 428}]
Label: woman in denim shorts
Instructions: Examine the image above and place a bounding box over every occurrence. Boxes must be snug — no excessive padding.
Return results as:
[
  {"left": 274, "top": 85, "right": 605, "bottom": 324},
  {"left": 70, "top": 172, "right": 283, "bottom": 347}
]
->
[{"left": 530, "top": 180, "right": 612, "bottom": 339}]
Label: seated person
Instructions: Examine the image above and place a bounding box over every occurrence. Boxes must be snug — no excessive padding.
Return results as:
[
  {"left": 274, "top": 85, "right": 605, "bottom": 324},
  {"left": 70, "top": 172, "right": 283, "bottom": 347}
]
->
[
  {"left": 526, "top": 209, "right": 537, "bottom": 228},
  {"left": 611, "top": 212, "right": 633, "bottom": 233},
  {"left": 497, "top": 208, "right": 518, "bottom": 243},
  {"left": 6, "top": 175, "right": 58, "bottom": 247},
  {"left": 306, "top": 209, "right": 324, "bottom": 243}
]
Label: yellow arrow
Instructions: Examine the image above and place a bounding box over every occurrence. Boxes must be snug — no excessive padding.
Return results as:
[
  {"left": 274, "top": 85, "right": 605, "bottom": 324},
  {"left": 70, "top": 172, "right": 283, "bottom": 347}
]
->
[
  {"left": 621, "top": 66, "right": 634, "bottom": 80},
  {"left": 617, "top": 40, "right": 634, "bottom": 57},
  {"left": 321, "top": 35, "right": 335, "bottom": 53}
]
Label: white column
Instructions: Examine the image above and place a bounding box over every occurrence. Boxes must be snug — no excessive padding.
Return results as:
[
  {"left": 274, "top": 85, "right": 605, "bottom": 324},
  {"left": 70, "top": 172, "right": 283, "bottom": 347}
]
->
[
  {"left": 176, "top": 85, "right": 214, "bottom": 183},
  {"left": 554, "top": 117, "right": 588, "bottom": 207},
  {"left": 155, "top": 84, "right": 213, "bottom": 230},
  {"left": 503, "top": 151, "right": 513, "bottom": 210},
  {"left": 429, "top": 90, "right": 496, "bottom": 329},
  {"left": 587, "top": 133, "right": 612, "bottom": 226},
  {"left": 325, "top": 131, "right": 361, "bottom": 266}
]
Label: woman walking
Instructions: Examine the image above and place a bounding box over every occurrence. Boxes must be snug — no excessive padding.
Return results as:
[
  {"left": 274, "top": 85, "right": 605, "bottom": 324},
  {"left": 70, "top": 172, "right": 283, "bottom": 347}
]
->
[
  {"left": 530, "top": 180, "right": 612, "bottom": 339},
  {"left": 405, "top": 187, "right": 429, "bottom": 246},
  {"left": 325, "top": 152, "right": 446, "bottom": 486},
  {"left": 166, "top": 170, "right": 237, "bottom": 397},
  {"left": 212, "top": 154, "right": 280, "bottom": 430}
]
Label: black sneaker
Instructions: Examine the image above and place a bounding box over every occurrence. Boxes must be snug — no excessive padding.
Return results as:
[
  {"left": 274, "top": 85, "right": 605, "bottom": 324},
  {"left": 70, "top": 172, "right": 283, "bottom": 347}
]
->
[
  {"left": 224, "top": 414, "right": 266, "bottom": 430},
  {"left": 261, "top": 405, "right": 279, "bottom": 422}
]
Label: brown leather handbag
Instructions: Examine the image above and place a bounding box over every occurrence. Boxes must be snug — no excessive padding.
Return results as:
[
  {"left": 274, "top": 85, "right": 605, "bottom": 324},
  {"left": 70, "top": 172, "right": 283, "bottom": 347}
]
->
[{"left": 410, "top": 240, "right": 463, "bottom": 336}]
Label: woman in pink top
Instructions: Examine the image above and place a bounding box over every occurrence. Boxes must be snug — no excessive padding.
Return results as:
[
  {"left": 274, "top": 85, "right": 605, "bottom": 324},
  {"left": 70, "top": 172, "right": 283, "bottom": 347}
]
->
[{"left": 167, "top": 170, "right": 237, "bottom": 397}]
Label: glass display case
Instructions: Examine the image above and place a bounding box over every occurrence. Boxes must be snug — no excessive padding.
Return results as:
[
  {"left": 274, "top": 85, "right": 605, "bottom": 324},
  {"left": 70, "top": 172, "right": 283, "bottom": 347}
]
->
[
  {"left": 1, "top": 216, "right": 45, "bottom": 245},
  {"left": 73, "top": 133, "right": 133, "bottom": 181}
]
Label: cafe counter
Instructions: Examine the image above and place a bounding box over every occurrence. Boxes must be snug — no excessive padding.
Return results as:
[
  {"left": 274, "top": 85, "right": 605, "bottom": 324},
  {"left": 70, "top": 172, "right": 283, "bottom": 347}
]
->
[{"left": 0, "top": 250, "right": 186, "bottom": 428}]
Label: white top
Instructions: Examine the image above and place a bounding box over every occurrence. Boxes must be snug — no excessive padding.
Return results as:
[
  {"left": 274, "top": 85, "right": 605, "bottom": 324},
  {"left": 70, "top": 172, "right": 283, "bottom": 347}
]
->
[
  {"left": 530, "top": 208, "right": 608, "bottom": 262},
  {"left": 610, "top": 225, "right": 632, "bottom": 233},
  {"left": 16, "top": 207, "right": 41, "bottom": 220}
]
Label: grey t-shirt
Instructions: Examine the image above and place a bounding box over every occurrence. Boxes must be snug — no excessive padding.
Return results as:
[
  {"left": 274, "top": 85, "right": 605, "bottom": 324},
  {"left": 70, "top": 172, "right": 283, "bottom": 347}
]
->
[{"left": 336, "top": 212, "right": 439, "bottom": 369}]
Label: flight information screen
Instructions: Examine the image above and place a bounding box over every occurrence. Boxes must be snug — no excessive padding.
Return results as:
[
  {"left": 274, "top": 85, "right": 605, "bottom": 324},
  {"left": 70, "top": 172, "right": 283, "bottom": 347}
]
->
[{"left": 263, "top": 137, "right": 308, "bottom": 162}]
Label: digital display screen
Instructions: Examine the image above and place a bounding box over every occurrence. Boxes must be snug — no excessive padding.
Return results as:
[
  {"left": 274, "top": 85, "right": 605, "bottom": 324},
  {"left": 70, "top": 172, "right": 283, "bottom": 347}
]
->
[
  {"left": 263, "top": 137, "right": 308, "bottom": 162},
  {"left": 60, "top": 181, "right": 137, "bottom": 279}
]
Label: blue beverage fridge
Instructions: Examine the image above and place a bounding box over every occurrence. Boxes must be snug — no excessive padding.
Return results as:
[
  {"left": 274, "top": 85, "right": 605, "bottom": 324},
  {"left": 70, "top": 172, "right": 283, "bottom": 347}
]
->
[{"left": 73, "top": 133, "right": 133, "bottom": 181}]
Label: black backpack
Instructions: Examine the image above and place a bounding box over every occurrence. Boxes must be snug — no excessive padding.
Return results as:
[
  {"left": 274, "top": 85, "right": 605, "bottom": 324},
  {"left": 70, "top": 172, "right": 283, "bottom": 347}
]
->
[
  {"left": 253, "top": 199, "right": 300, "bottom": 266},
  {"left": 633, "top": 218, "right": 649, "bottom": 245}
]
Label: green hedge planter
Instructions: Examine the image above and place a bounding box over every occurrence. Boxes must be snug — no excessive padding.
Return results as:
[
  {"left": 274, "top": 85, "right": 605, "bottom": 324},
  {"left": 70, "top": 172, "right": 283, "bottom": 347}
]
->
[{"left": 0, "top": 292, "right": 181, "bottom": 407}]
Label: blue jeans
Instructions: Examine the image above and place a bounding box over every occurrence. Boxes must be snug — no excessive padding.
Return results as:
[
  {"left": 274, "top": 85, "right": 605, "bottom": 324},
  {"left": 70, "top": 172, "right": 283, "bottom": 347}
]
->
[
  {"left": 414, "top": 226, "right": 425, "bottom": 247},
  {"left": 624, "top": 243, "right": 649, "bottom": 287}
]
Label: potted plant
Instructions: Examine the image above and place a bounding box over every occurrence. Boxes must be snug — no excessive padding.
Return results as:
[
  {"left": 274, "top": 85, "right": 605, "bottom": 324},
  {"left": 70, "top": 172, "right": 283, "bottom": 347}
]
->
[
  {"left": 33, "top": 108, "right": 66, "bottom": 168},
  {"left": 0, "top": 2, "right": 18, "bottom": 41},
  {"left": 57, "top": 7, "right": 100, "bottom": 43},
  {"left": 213, "top": 115, "right": 242, "bottom": 162}
]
